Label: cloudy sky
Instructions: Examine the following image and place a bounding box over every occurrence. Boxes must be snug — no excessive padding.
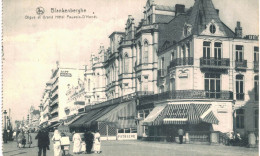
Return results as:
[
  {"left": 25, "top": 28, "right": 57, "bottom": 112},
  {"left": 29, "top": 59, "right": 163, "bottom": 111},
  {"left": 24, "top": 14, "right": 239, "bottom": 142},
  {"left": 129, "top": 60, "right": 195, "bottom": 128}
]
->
[{"left": 3, "top": 0, "right": 259, "bottom": 122}]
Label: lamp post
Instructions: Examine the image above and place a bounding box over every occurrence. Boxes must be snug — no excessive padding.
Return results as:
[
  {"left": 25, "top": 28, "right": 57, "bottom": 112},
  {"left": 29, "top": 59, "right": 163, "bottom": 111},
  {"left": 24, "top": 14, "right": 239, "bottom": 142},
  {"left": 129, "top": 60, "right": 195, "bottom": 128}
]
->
[
  {"left": 3, "top": 110, "right": 7, "bottom": 143},
  {"left": 3, "top": 110, "right": 7, "bottom": 130}
]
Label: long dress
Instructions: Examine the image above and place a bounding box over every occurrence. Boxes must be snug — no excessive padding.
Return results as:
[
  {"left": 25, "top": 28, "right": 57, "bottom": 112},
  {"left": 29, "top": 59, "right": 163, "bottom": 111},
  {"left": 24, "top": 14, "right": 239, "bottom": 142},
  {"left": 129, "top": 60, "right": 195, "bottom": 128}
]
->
[
  {"left": 93, "top": 132, "right": 101, "bottom": 153},
  {"left": 52, "top": 130, "right": 61, "bottom": 156},
  {"left": 73, "top": 133, "right": 82, "bottom": 153},
  {"left": 17, "top": 133, "right": 25, "bottom": 148}
]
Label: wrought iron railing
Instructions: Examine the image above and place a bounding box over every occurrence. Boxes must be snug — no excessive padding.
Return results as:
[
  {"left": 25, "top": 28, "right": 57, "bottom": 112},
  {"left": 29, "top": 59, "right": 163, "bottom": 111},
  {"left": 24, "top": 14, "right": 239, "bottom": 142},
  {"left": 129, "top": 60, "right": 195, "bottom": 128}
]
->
[
  {"left": 200, "top": 57, "right": 230, "bottom": 68},
  {"left": 235, "top": 60, "right": 247, "bottom": 69},
  {"left": 140, "top": 90, "right": 233, "bottom": 101},
  {"left": 170, "top": 57, "right": 194, "bottom": 68}
]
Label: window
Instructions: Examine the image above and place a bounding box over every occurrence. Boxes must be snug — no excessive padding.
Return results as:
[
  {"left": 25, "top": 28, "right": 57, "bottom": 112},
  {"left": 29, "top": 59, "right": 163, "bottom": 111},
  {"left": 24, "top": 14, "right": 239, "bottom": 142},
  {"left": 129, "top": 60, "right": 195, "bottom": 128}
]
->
[
  {"left": 204, "top": 73, "right": 221, "bottom": 98},
  {"left": 214, "top": 42, "right": 222, "bottom": 59},
  {"left": 254, "top": 46, "right": 259, "bottom": 62},
  {"left": 171, "top": 52, "right": 175, "bottom": 61},
  {"left": 170, "top": 78, "right": 175, "bottom": 91},
  {"left": 255, "top": 110, "right": 259, "bottom": 129},
  {"left": 186, "top": 43, "right": 190, "bottom": 58},
  {"left": 236, "top": 109, "right": 244, "bottom": 129},
  {"left": 124, "top": 54, "right": 129, "bottom": 73},
  {"left": 236, "top": 75, "right": 244, "bottom": 100},
  {"left": 210, "top": 24, "right": 216, "bottom": 34},
  {"left": 88, "top": 79, "right": 90, "bottom": 91},
  {"left": 139, "top": 43, "right": 142, "bottom": 64},
  {"left": 255, "top": 76, "right": 259, "bottom": 101},
  {"left": 143, "top": 42, "right": 149, "bottom": 64},
  {"left": 203, "top": 42, "right": 211, "bottom": 64},
  {"left": 236, "top": 45, "right": 243, "bottom": 61}
]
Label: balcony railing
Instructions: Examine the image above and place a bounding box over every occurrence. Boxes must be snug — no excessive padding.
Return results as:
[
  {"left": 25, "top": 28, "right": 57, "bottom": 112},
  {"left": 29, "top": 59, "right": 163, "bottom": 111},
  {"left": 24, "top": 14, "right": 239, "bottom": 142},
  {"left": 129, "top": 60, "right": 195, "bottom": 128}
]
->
[
  {"left": 254, "top": 61, "right": 259, "bottom": 71},
  {"left": 200, "top": 58, "right": 230, "bottom": 69},
  {"left": 140, "top": 90, "right": 233, "bottom": 101},
  {"left": 170, "top": 57, "right": 194, "bottom": 68},
  {"left": 136, "top": 91, "right": 154, "bottom": 96},
  {"left": 235, "top": 60, "right": 247, "bottom": 69}
]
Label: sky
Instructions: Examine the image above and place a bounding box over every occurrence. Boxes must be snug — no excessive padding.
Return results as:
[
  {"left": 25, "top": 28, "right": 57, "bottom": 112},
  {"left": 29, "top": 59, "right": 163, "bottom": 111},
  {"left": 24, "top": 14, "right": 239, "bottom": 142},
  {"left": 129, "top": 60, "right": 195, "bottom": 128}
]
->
[{"left": 2, "top": 0, "right": 259, "bottom": 122}]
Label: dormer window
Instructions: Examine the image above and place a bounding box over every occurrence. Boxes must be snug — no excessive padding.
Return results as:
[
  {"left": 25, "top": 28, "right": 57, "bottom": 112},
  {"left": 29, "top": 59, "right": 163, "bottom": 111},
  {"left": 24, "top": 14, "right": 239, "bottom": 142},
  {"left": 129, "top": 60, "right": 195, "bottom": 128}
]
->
[{"left": 210, "top": 24, "right": 216, "bottom": 34}]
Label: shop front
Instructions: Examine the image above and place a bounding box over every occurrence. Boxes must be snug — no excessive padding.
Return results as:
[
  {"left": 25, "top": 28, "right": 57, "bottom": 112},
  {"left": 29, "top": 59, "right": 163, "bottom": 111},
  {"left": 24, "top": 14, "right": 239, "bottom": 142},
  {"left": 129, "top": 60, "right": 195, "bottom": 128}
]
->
[{"left": 141, "top": 103, "right": 219, "bottom": 143}]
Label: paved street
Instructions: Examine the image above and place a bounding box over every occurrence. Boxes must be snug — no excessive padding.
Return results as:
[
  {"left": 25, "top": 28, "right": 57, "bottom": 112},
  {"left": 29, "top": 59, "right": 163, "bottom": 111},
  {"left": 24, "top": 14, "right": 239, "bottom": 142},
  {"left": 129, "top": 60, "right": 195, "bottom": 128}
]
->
[{"left": 2, "top": 133, "right": 258, "bottom": 156}]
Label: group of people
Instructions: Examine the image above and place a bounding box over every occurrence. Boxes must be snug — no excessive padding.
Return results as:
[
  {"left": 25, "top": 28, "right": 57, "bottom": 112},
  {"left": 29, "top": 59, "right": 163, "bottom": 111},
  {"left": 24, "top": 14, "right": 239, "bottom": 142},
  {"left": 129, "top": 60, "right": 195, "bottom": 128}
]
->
[
  {"left": 72, "top": 130, "right": 101, "bottom": 154},
  {"left": 15, "top": 130, "right": 33, "bottom": 148}
]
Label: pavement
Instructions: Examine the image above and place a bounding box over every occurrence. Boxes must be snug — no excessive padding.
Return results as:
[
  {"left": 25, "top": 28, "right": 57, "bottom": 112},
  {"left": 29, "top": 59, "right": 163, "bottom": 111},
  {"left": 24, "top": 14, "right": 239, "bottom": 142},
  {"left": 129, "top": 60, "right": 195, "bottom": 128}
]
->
[{"left": 2, "top": 133, "right": 259, "bottom": 156}]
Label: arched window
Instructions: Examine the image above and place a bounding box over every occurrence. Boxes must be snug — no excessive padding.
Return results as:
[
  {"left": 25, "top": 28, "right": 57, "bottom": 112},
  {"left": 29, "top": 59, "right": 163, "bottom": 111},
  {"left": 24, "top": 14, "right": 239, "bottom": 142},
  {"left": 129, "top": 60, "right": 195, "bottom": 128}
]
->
[
  {"left": 124, "top": 53, "right": 129, "bottom": 73},
  {"left": 88, "top": 79, "right": 90, "bottom": 91},
  {"left": 143, "top": 41, "right": 149, "bottom": 64},
  {"left": 236, "top": 75, "right": 244, "bottom": 100},
  {"left": 255, "top": 75, "right": 259, "bottom": 101}
]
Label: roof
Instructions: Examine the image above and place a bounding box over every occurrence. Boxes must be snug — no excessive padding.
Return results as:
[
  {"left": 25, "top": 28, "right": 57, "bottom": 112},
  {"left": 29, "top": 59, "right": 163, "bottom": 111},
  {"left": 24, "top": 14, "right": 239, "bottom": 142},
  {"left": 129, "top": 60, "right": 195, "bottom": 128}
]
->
[
  {"left": 158, "top": 0, "right": 235, "bottom": 51},
  {"left": 155, "top": 14, "right": 174, "bottom": 23},
  {"left": 155, "top": 5, "right": 175, "bottom": 11}
]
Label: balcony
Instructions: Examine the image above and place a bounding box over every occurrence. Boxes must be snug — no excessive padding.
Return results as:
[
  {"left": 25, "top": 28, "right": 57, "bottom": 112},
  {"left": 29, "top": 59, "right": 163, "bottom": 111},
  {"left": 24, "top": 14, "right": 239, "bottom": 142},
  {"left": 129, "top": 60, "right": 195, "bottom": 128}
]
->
[
  {"left": 254, "top": 61, "right": 259, "bottom": 72},
  {"left": 170, "top": 57, "right": 194, "bottom": 68},
  {"left": 140, "top": 90, "right": 233, "bottom": 102},
  {"left": 200, "top": 58, "right": 230, "bottom": 69},
  {"left": 136, "top": 91, "right": 154, "bottom": 97},
  {"left": 235, "top": 60, "right": 247, "bottom": 70}
]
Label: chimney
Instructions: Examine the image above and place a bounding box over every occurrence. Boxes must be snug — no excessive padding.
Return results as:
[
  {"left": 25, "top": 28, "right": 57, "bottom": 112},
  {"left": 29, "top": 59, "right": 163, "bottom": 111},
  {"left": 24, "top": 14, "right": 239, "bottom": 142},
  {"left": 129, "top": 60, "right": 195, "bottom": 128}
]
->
[
  {"left": 235, "top": 21, "right": 243, "bottom": 38},
  {"left": 175, "top": 4, "right": 185, "bottom": 16}
]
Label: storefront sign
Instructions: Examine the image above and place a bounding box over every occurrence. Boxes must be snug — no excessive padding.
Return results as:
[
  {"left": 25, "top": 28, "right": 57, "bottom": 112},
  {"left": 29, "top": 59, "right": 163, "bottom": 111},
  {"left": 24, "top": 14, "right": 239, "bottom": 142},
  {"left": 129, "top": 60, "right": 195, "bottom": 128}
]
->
[
  {"left": 60, "top": 70, "right": 72, "bottom": 77},
  {"left": 117, "top": 133, "right": 137, "bottom": 140},
  {"left": 216, "top": 103, "right": 228, "bottom": 113}
]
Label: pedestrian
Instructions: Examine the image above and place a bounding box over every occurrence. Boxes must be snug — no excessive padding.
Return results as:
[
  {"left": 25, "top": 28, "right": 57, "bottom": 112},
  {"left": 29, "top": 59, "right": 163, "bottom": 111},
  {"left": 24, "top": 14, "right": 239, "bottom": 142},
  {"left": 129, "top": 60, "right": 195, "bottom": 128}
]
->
[
  {"left": 52, "top": 129, "right": 62, "bottom": 156},
  {"left": 93, "top": 130, "right": 101, "bottom": 154},
  {"left": 16, "top": 130, "right": 20, "bottom": 147},
  {"left": 35, "top": 128, "right": 50, "bottom": 156},
  {"left": 178, "top": 128, "right": 184, "bottom": 144},
  {"left": 84, "top": 130, "right": 94, "bottom": 154},
  {"left": 73, "top": 131, "right": 82, "bottom": 154},
  {"left": 17, "top": 130, "right": 25, "bottom": 148},
  {"left": 27, "top": 131, "right": 32, "bottom": 148},
  {"left": 3, "top": 129, "right": 8, "bottom": 143}
]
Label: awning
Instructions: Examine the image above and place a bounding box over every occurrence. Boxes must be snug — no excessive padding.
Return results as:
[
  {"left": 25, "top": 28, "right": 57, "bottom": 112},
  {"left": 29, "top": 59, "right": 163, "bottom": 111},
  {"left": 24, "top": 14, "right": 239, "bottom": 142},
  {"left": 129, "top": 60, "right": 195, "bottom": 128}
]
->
[
  {"left": 49, "top": 122, "right": 61, "bottom": 129},
  {"left": 97, "top": 101, "right": 136, "bottom": 129},
  {"left": 64, "top": 114, "right": 84, "bottom": 126},
  {"left": 158, "top": 104, "right": 219, "bottom": 125},
  {"left": 45, "top": 122, "right": 59, "bottom": 129},
  {"left": 142, "top": 105, "right": 166, "bottom": 126},
  {"left": 74, "top": 101, "right": 85, "bottom": 105},
  {"left": 69, "top": 104, "right": 118, "bottom": 128}
]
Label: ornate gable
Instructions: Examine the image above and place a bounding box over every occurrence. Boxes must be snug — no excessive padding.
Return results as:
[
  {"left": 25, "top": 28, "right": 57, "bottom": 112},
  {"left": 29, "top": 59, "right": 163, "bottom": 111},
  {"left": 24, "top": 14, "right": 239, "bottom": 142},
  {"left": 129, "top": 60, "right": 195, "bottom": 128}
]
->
[{"left": 200, "top": 20, "right": 226, "bottom": 37}]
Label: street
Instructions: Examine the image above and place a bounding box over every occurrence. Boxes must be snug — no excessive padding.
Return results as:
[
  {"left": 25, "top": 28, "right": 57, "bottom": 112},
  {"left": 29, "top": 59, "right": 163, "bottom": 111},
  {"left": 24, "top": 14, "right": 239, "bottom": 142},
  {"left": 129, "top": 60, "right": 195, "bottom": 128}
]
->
[{"left": 2, "top": 133, "right": 258, "bottom": 156}]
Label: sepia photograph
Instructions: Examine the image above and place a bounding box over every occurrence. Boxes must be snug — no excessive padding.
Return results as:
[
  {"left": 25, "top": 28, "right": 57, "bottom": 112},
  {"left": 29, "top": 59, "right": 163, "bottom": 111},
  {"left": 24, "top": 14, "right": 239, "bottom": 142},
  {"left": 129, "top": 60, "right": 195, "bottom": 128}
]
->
[{"left": 2, "top": 0, "right": 259, "bottom": 155}]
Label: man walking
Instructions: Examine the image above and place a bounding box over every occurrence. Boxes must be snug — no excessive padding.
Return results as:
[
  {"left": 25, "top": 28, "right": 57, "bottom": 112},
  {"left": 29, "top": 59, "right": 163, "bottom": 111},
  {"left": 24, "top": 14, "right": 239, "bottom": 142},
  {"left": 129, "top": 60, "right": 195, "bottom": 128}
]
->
[
  {"left": 84, "top": 130, "right": 94, "bottom": 154},
  {"left": 178, "top": 128, "right": 184, "bottom": 144},
  {"left": 35, "top": 128, "right": 50, "bottom": 156}
]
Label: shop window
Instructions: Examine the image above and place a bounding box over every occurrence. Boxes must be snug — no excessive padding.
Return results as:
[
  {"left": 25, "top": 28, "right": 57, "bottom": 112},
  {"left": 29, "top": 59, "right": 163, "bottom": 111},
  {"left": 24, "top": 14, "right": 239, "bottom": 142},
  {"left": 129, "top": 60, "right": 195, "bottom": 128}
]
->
[
  {"left": 236, "top": 45, "right": 244, "bottom": 61},
  {"left": 255, "top": 110, "right": 259, "bottom": 130},
  {"left": 131, "top": 128, "right": 137, "bottom": 133},
  {"left": 236, "top": 109, "right": 245, "bottom": 129},
  {"left": 255, "top": 76, "right": 259, "bottom": 101},
  {"left": 204, "top": 73, "right": 221, "bottom": 98},
  {"left": 236, "top": 75, "right": 244, "bottom": 100},
  {"left": 118, "top": 129, "right": 124, "bottom": 133},
  {"left": 125, "top": 129, "right": 130, "bottom": 133}
]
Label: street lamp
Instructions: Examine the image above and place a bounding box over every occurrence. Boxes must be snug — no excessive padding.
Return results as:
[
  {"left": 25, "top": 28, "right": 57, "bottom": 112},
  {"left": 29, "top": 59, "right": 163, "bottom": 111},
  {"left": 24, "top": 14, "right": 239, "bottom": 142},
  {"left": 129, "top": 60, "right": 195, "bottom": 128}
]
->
[{"left": 3, "top": 110, "right": 7, "bottom": 130}]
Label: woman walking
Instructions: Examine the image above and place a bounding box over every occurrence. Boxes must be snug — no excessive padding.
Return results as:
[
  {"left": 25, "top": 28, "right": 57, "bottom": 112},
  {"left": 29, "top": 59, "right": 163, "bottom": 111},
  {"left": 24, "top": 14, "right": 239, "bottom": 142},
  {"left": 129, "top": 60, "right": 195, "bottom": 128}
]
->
[
  {"left": 17, "top": 130, "right": 26, "bottom": 148},
  {"left": 72, "top": 132, "right": 82, "bottom": 154},
  {"left": 93, "top": 130, "right": 101, "bottom": 154},
  {"left": 52, "top": 129, "right": 62, "bottom": 156}
]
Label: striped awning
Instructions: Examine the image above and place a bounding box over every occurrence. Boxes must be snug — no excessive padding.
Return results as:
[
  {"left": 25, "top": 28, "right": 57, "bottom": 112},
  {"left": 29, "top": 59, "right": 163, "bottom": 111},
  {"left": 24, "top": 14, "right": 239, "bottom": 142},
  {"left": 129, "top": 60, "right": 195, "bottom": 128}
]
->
[
  {"left": 159, "top": 104, "right": 219, "bottom": 125},
  {"left": 142, "top": 105, "right": 166, "bottom": 126},
  {"left": 97, "top": 101, "right": 136, "bottom": 129}
]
